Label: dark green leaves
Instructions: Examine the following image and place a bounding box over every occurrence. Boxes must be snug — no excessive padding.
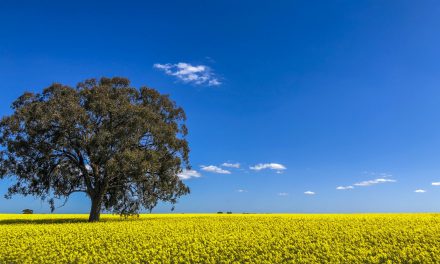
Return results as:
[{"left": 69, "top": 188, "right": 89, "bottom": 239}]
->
[{"left": 0, "top": 77, "right": 190, "bottom": 220}]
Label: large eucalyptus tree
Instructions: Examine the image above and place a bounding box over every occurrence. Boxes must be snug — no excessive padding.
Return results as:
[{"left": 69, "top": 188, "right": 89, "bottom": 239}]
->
[{"left": 0, "top": 77, "right": 190, "bottom": 221}]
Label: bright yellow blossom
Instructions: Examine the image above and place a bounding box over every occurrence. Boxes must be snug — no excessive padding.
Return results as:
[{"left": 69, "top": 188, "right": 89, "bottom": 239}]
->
[{"left": 0, "top": 214, "right": 439, "bottom": 263}]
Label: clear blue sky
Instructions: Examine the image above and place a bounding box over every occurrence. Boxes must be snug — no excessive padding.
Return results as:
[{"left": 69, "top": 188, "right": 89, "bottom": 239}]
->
[{"left": 1, "top": 0, "right": 440, "bottom": 213}]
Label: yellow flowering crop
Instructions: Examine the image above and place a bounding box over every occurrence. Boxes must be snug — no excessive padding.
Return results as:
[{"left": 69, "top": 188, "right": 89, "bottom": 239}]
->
[{"left": 0, "top": 214, "right": 439, "bottom": 263}]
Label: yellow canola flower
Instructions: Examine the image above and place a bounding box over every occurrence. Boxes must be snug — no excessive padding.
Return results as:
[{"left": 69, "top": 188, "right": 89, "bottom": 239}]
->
[{"left": 0, "top": 213, "right": 439, "bottom": 263}]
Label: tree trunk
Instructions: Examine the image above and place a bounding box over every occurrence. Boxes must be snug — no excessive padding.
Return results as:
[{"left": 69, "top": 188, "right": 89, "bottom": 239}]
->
[{"left": 88, "top": 195, "right": 102, "bottom": 222}]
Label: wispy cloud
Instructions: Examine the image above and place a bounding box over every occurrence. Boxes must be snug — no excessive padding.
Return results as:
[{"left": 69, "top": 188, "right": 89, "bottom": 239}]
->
[
  {"left": 237, "top": 189, "right": 247, "bottom": 193},
  {"left": 336, "top": 186, "right": 354, "bottom": 190},
  {"left": 222, "top": 162, "right": 240, "bottom": 168},
  {"left": 178, "top": 169, "right": 201, "bottom": 180},
  {"left": 362, "top": 171, "right": 393, "bottom": 178},
  {"left": 200, "top": 165, "right": 231, "bottom": 174},
  {"left": 304, "top": 191, "right": 315, "bottom": 195},
  {"left": 154, "top": 62, "right": 221, "bottom": 86},
  {"left": 337, "top": 172, "right": 396, "bottom": 190},
  {"left": 250, "top": 163, "right": 286, "bottom": 172},
  {"left": 278, "top": 192, "right": 289, "bottom": 196},
  {"left": 414, "top": 189, "right": 426, "bottom": 193},
  {"left": 353, "top": 178, "right": 396, "bottom": 187},
  {"left": 432, "top": 182, "right": 440, "bottom": 186}
]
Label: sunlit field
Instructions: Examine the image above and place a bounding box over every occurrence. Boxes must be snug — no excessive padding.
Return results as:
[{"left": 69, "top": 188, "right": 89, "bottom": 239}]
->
[{"left": 1, "top": 214, "right": 439, "bottom": 263}]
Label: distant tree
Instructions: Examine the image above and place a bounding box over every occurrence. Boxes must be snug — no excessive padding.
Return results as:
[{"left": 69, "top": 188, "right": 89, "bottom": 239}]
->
[
  {"left": 217, "top": 211, "right": 223, "bottom": 214},
  {"left": 22, "top": 209, "right": 33, "bottom": 214},
  {"left": 0, "top": 77, "right": 190, "bottom": 222},
  {"left": 226, "top": 211, "right": 232, "bottom": 214}
]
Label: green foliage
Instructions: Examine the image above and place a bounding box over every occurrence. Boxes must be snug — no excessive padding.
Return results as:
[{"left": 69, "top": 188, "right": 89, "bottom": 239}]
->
[{"left": 0, "top": 77, "right": 191, "bottom": 221}]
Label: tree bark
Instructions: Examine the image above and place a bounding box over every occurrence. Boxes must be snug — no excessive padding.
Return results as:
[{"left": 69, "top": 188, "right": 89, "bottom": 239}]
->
[{"left": 88, "top": 195, "right": 102, "bottom": 222}]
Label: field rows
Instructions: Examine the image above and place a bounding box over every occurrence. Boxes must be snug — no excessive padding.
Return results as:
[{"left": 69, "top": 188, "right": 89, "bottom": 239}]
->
[{"left": 0, "top": 214, "right": 439, "bottom": 263}]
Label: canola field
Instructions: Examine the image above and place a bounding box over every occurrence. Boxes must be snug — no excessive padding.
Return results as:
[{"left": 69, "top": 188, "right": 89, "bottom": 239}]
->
[{"left": 0, "top": 214, "right": 439, "bottom": 263}]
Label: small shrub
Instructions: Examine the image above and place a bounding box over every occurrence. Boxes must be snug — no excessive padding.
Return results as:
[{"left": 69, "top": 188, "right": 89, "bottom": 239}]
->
[{"left": 22, "top": 209, "right": 33, "bottom": 214}]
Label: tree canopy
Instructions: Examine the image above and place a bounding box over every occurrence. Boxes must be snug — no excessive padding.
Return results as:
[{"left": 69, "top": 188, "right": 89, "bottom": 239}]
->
[{"left": 0, "top": 77, "right": 190, "bottom": 221}]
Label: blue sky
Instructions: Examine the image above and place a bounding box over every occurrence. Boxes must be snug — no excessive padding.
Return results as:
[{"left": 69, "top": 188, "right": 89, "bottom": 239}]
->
[{"left": 1, "top": 0, "right": 440, "bottom": 213}]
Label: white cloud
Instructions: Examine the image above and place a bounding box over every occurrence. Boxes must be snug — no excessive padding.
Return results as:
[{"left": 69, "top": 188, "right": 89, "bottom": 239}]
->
[
  {"left": 432, "top": 182, "right": 440, "bottom": 186},
  {"left": 250, "top": 163, "right": 286, "bottom": 171},
  {"left": 177, "top": 169, "right": 201, "bottom": 180},
  {"left": 336, "top": 186, "right": 354, "bottom": 190},
  {"left": 362, "top": 171, "right": 393, "bottom": 178},
  {"left": 353, "top": 178, "right": 396, "bottom": 187},
  {"left": 154, "top": 62, "right": 221, "bottom": 86},
  {"left": 237, "top": 189, "right": 247, "bottom": 193},
  {"left": 222, "top": 162, "right": 240, "bottom": 168},
  {"left": 304, "top": 191, "right": 315, "bottom": 195},
  {"left": 414, "top": 189, "right": 426, "bottom": 193},
  {"left": 278, "top": 192, "right": 289, "bottom": 196},
  {"left": 200, "top": 165, "right": 231, "bottom": 174},
  {"left": 85, "top": 164, "right": 92, "bottom": 172}
]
